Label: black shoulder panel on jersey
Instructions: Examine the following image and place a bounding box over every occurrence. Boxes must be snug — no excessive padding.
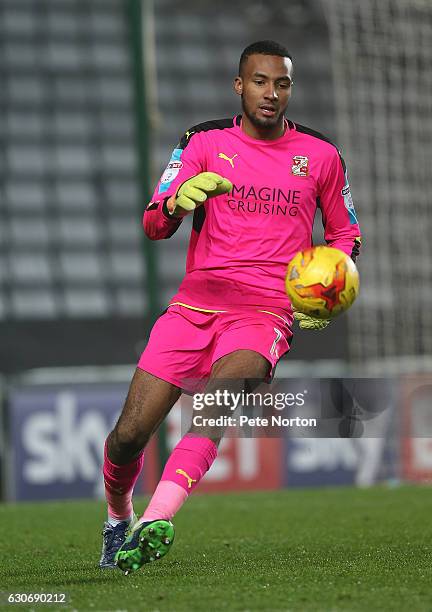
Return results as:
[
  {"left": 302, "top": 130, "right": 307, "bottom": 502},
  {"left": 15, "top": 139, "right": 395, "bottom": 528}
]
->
[
  {"left": 295, "top": 123, "right": 346, "bottom": 172},
  {"left": 179, "top": 118, "right": 234, "bottom": 150},
  {"left": 294, "top": 123, "right": 335, "bottom": 146}
]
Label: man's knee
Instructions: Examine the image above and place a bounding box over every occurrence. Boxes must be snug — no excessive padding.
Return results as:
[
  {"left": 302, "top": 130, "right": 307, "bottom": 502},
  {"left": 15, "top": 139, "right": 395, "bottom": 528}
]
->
[
  {"left": 107, "top": 425, "right": 149, "bottom": 462},
  {"left": 186, "top": 423, "right": 223, "bottom": 446},
  {"left": 107, "top": 368, "right": 181, "bottom": 463},
  {"left": 211, "top": 349, "right": 269, "bottom": 380}
]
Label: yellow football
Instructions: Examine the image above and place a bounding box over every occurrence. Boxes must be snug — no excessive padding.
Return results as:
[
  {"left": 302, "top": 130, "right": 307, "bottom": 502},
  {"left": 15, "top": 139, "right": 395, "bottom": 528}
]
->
[{"left": 285, "top": 246, "right": 360, "bottom": 319}]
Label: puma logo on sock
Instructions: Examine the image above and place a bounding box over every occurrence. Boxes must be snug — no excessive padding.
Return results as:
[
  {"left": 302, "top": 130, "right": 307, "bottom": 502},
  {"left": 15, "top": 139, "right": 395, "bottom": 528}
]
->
[{"left": 175, "top": 468, "right": 197, "bottom": 489}]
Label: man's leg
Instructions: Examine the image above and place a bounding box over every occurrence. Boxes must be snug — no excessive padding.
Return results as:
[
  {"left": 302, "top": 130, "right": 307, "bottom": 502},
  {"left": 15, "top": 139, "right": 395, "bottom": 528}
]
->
[
  {"left": 114, "top": 350, "right": 268, "bottom": 574},
  {"left": 139, "top": 350, "right": 269, "bottom": 521},
  {"left": 100, "top": 368, "right": 181, "bottom": 568}
]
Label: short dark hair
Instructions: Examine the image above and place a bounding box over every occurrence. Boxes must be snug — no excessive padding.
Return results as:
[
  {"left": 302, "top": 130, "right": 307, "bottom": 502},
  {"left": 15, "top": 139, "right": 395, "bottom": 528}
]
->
[{"left": 239, "top": 40, "right": 293, "bottom": 76}]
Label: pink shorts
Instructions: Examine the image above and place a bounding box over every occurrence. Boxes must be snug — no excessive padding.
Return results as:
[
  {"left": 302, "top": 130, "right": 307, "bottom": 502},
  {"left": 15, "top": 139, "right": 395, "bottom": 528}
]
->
[{"left": 138, "top": 304, "right": 293, "bottom": 392}]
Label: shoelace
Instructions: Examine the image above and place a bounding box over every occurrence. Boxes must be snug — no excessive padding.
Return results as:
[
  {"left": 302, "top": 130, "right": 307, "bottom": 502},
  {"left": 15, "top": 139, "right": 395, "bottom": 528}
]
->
[{"left": 103, "top": 524, "right": 127, "bottom": 550}]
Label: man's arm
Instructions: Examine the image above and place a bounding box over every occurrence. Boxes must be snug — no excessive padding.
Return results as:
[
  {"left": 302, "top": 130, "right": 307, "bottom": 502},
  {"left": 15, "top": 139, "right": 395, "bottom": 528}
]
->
[
  {"left": 143, "top": 129, "right": 205, "bottom": 240},
  {"left": 143, "top": 171, "right": 232, "bottom": 240},
  {"left": 318, "top": 148, "right": 362, "bottom": 261},
  {"left": 143, "top": 198, "right": 183, "bottom": 241},
  {"left": 295, "top": 148, "right": 361, "bottom": 331}
]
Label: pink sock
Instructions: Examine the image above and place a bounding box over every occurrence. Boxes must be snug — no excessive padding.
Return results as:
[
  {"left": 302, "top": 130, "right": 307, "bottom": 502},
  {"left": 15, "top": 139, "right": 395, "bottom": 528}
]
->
[
  {"left": 141, "top": 434, "right": 218, "bottom": 522},
  {"left": 103, "top": 441, "right": 144, "bottom": 521}
]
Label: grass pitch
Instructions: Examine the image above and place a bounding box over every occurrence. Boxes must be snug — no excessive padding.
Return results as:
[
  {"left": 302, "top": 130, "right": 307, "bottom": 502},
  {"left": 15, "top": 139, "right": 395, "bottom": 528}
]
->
[{"left": 0, "top": 486, "right": 431, "bottom": 611}]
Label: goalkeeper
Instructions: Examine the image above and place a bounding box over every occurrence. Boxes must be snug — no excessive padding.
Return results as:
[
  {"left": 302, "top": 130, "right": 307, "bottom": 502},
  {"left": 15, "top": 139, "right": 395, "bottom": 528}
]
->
[{"left": 100, "top": 40, "right": 361, "bottom": 573}]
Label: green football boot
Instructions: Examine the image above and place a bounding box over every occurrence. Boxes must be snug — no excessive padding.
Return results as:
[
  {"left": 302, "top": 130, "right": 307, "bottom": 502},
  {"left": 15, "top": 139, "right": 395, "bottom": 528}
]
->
[{"left": 115, "top": 519, "right": 175, "bottom": 575}]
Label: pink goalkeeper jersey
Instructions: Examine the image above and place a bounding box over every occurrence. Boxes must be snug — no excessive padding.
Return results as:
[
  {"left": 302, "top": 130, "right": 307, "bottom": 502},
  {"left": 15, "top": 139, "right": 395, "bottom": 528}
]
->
[{"left": 144, "top": 116, "right": 361, "bottom": 317}]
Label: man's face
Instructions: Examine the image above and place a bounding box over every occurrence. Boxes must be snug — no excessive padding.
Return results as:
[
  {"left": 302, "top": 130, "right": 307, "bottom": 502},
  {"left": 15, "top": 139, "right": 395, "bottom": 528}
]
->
[{"left": 234, "top": 54, "right": 293, "bottom": 130}]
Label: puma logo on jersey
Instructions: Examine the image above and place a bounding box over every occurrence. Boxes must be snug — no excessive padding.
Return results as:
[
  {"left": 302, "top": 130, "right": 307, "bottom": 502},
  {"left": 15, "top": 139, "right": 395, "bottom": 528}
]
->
[
  {"left": 176, "top": 468, "right": 197, "bottom": 489},
  {"left": 218, "top": 152, "right": 238, "bottom": 168},
  {"left": 185, "top": 130, "right": 195, "bottom": 140}
]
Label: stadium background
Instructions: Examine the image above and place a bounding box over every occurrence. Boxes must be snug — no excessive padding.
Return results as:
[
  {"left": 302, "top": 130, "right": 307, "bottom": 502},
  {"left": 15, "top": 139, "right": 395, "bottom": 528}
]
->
[{"left": 0, "top": 0, "right": 431, "bottom": 503}]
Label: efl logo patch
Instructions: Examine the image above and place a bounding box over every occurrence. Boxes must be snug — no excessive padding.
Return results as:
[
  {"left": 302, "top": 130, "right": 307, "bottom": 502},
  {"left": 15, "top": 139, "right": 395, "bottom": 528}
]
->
[
  {"left": 160, "top": 160, "right": 183, "bottom": 184},
  {"left": 341, "top": 169, "right": 358, "bottom": 224},
  {"left": 291, "top": 155, "right": 309, "bottom": 177},
  {"left": 158, "top": 148, "right": 183, "bottom": 194}
]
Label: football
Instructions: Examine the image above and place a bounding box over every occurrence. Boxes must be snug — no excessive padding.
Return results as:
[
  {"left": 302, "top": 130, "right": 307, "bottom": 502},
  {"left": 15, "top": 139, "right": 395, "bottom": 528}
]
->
[{"left": 285, "top": 246, "right": 359, "bottom": 319}]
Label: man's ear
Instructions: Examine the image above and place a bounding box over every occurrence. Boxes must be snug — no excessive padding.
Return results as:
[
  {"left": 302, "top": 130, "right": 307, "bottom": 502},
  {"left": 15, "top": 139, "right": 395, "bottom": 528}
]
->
[{"left": 234, "top": 76, "right": 243, "bottom": 96}]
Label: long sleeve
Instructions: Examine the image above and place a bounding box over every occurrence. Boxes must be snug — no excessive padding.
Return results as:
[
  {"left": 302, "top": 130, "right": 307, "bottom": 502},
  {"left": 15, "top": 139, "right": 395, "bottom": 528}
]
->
[
  {"left": 143, "top": 129, "right": 205, "bottom": 240},
  {"left": 318, "top": 148, "right": 362, "bottom": 261},
  {"left": 143, "top": 198, "right": 183, "bottom": 241}
]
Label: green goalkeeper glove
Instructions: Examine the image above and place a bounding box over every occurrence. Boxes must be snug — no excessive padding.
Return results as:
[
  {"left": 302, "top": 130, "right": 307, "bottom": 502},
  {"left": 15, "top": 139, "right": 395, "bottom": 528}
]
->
[
  {"left": 293, "top": 310, "right": 331, "bottom": 330},
  {"left": 167, "top": 172, "right": 232, "bottom": 217}
]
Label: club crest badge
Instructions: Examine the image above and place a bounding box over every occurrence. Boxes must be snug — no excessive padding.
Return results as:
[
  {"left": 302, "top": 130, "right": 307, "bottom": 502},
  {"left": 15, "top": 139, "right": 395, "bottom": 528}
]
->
[{"left": 291, "top": 155, "right": 309, "bottom": 177}]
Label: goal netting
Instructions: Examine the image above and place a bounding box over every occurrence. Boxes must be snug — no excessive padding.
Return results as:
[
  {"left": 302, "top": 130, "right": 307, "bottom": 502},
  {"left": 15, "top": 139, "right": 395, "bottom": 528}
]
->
[{"left": 322, "top": 0, "right": 432, "bottom": 372}]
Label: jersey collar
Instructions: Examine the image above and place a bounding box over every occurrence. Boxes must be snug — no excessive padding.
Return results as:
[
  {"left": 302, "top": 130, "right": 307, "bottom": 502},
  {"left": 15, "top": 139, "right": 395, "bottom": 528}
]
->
[{"left": 234, "top": 115, "right": 295, "bottom": 145}]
